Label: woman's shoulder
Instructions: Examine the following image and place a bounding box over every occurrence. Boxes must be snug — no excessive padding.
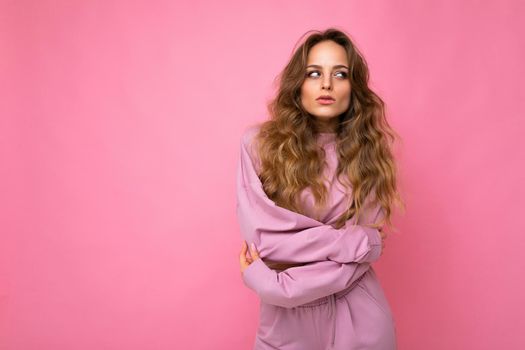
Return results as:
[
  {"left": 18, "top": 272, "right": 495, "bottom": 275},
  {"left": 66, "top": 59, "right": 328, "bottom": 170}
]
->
[
  {"left": 240, "top": 123, "right": 263, "bottom": 173},
  {"left": 240, "top": 123, "right": 262, "bottom": 147}
]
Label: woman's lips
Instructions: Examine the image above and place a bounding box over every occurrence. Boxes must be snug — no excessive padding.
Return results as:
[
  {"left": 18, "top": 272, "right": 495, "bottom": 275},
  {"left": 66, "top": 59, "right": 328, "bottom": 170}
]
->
[{"left": 317, "top": 98, "right": 335, "bottom": 105}]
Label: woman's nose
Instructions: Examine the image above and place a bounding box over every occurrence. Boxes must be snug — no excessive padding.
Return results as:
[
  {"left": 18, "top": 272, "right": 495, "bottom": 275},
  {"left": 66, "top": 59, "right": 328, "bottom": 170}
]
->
[{"left": 321, "top": 75, "right": 332, "bottom": 90}]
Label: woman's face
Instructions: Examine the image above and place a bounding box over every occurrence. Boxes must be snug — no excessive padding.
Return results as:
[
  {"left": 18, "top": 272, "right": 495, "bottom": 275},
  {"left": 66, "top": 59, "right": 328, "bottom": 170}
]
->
[{"left": 300, "top": 40, "right": 351, "bottom": 129}]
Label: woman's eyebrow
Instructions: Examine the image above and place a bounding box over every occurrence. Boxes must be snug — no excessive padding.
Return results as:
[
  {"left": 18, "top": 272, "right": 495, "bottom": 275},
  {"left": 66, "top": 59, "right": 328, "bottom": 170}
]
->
[{"left": 306, "top": 64, "right": 349, "bottom": 69}]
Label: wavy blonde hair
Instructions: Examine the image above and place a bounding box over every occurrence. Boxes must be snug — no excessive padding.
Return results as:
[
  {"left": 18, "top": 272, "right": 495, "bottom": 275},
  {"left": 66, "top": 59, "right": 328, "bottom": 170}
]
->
[{"left": 253, "top": 28, "right": 405, "bottom": 231}]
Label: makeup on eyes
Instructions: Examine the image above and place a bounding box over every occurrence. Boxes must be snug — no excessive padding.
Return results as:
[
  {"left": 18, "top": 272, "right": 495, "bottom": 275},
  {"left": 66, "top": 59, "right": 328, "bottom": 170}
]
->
[{"left": 306, "top": 70, "right": 348, "bottom": 78}]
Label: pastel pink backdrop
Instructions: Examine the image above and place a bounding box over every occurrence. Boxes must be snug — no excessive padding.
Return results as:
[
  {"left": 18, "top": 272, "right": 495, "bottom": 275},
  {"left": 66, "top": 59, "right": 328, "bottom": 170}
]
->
[{"left": 1, "top": 0, "right": 524, "bottom": 349}]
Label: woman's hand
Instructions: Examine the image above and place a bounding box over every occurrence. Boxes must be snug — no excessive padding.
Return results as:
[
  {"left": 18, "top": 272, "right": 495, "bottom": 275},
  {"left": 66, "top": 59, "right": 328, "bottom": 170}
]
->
[{"left": 240, "top": 241, "right": 261, "bottom": 274}]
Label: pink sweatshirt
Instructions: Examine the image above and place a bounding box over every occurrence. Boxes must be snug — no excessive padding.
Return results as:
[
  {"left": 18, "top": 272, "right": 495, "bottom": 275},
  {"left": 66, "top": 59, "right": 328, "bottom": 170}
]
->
[{"left": 236, "top": 124, "right": 385, "bottom": 308}]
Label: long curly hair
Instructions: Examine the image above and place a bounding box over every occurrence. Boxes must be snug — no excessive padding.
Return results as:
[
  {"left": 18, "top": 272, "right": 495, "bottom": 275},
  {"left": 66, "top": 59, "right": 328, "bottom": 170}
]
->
[{"left": 253, "top": 28, "right": 405, "bottom": 231}]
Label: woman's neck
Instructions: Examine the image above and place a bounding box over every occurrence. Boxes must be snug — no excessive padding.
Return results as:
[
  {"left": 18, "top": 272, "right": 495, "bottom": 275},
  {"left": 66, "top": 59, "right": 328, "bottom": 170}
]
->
[{"left": 312, "top": 118, "right": 338, "bottom": 133}]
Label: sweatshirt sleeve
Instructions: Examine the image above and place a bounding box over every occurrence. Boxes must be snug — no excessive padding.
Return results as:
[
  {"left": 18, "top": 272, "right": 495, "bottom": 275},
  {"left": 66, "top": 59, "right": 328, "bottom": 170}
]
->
[
  {"left": 241, "top": 205, "right": 386, "bottom": 308},
  {"left": 242, "top": 258, "right": 371, "bottom": 308},
  {"left": 236, "top": 127, "right": 383, "bottom": 265}
]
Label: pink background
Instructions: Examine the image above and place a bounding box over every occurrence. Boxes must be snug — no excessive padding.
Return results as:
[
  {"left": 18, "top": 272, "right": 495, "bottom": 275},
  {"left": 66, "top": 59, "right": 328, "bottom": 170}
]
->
[{"left": 1, "top": 0, "right": 524, "bottom": 349}]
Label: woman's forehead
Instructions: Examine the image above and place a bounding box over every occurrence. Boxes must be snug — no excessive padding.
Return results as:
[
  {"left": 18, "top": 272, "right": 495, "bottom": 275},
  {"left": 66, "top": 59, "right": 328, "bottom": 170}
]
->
[{"left": 307, "top": 41, "right": 348, "bottom": 66}]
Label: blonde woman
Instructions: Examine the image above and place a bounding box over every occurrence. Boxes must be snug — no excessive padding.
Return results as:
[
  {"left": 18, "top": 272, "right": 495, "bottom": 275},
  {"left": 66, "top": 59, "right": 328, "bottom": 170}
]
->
[{"left": 237, "top": 28, "right": 404, "bottom": 350}]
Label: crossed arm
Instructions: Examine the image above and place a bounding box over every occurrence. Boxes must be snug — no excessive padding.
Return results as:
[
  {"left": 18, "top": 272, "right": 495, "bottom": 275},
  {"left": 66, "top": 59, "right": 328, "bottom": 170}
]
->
[
  {"left": 236, "top": 128, "right": 385, "bottom": 308},
  {"left": 241, "top": 257, "right": 373, "bottom": 308}
]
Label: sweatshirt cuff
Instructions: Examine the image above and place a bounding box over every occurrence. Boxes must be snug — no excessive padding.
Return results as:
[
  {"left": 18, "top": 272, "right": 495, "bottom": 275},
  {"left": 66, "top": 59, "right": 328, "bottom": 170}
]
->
[
  {"left": 242, "top": 258, "right": 275, "bottom": 294},
  {"left": 363, "top": 227, "right": 382, "bottom": 263}
]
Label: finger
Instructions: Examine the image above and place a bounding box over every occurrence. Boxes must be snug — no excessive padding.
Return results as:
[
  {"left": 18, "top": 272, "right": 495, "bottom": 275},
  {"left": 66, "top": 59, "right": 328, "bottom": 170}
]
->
[
  {"left": 240, "top": 241, "right": 248, "bottom": 264},
  {"left": 243, "top": 241, "right": 254, "bottom": 260},
  {"left": 250, "top": 242, "right": 260, "bottom": 259},
  {"left": 239, "top": 253, "right": 246, "bottom": 265},
  {"left": 240, "top": 241, "right": 247, "bottom": 257}
]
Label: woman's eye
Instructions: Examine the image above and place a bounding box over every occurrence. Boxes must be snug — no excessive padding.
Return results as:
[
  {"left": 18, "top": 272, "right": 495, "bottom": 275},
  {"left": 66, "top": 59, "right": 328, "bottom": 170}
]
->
[
  {"left": 306, "top": 70, "right": 348, "bottom": 78},
  {"left": 307, "top": 70, "right": 320, "bottom": 78}
]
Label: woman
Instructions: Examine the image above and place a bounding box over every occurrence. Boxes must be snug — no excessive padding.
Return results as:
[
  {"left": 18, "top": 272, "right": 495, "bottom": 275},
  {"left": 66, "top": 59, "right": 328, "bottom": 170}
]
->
[{"left": 236, "top": 28, "right": 404, "bottom": 350}]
